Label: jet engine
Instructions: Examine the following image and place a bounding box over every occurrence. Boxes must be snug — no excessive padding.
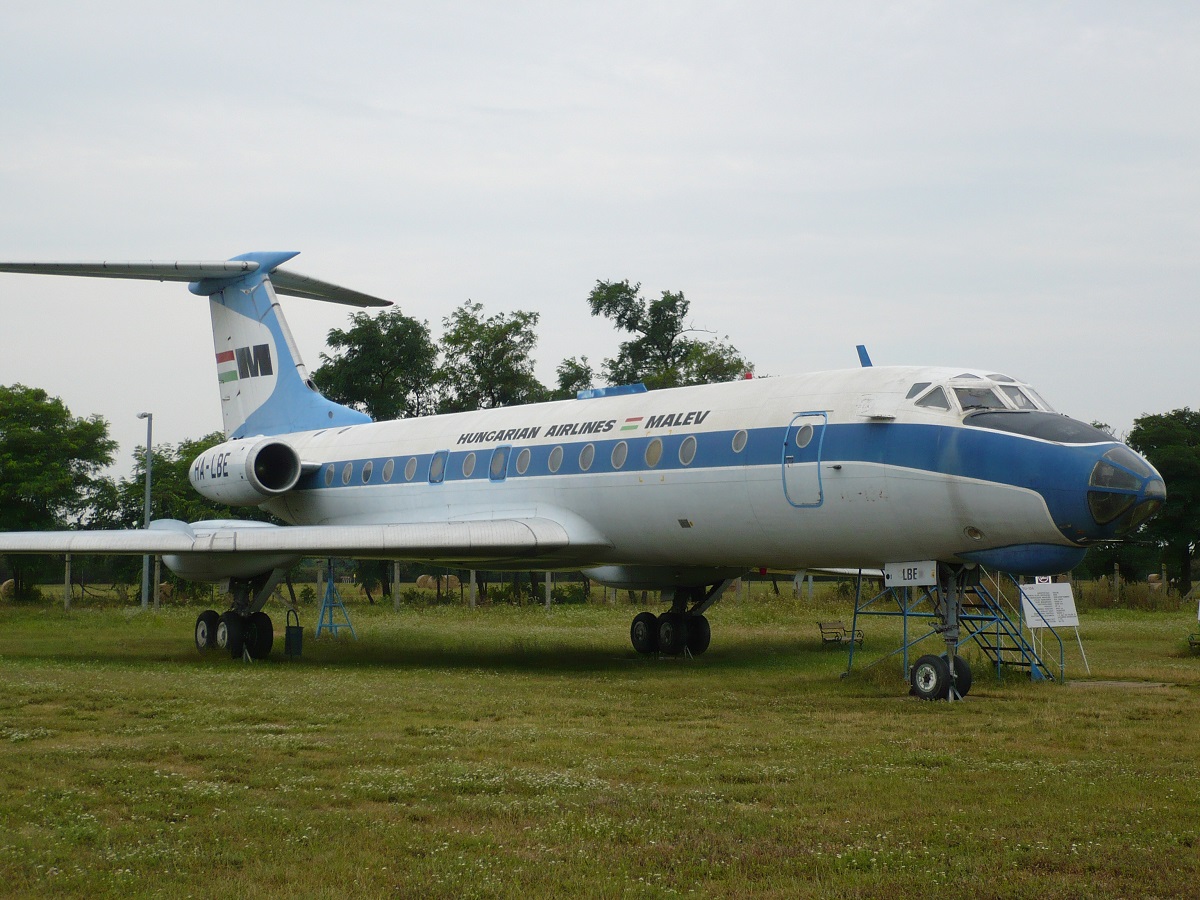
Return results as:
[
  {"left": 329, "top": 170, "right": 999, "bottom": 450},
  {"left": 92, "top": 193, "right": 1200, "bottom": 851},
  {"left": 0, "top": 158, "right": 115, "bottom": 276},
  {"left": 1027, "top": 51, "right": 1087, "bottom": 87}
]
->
[{"left": 189, "top": 437, "right": 302, "bottom": 507}]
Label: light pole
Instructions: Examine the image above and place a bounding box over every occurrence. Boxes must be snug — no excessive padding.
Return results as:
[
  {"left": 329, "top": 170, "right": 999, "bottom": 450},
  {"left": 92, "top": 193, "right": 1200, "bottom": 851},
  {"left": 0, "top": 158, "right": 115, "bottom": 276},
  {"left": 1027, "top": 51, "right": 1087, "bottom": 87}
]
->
[{"left": 137, "top": 412, "right": 153, "bottom": 610}]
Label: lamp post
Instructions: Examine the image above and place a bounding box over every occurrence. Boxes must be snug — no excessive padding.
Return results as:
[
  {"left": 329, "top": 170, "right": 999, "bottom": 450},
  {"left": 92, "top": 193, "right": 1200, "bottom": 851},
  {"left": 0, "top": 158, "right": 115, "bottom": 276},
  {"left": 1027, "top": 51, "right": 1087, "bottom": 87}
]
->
[{"left": 137, "top": 412, "right": 153, "bottom": 610}]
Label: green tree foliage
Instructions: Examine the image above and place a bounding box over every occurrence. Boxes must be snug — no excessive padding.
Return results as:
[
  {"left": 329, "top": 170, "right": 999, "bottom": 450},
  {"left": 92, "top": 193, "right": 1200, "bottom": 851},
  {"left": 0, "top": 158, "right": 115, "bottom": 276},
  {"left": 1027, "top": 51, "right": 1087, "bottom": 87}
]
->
[
  {"left": 0, "top": 385, "right": 116, "bottom": 596},
  {"left": 313, "top": 308, "right": 439, "bottom": 420},
  {"left": 552, "top": 356, "right": 594, "bottom": 401},
  {"left": 437, "top": 301, "right": 547, "bottom": 412},
  {"left": 587, "top": 280, "right": 752, "bottom": 389},
  {"left": 1128, "top": 408, "right": 1200, "bottom": 594}
]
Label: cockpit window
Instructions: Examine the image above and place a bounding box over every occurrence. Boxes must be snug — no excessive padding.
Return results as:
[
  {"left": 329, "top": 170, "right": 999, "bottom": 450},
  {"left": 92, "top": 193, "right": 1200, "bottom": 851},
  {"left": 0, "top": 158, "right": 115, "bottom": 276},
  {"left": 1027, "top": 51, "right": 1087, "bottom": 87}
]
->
[
  {"left": 987, "top": 373, "right": 1016, "bottom": 382},
  {"left": 955, "top": 373, "right": 982, "bottom": 380},
  {"left": 964, "top": 410, "right": 1113, "bottom": 443},
  {"left": 1025, "top": 387, "right": 1055, "bottom": 412},
  {"left": 916, "top": 387, "right": 951, "bottom": 410},
  {"left": 999, "top": 385, "right": 1038, "bottom": 410},
  {"left": 954, "top": 386, "right": 1006, "bottom": 410},
  {"left": 906, "top": 382, "right": 931, "bottom": 400}
]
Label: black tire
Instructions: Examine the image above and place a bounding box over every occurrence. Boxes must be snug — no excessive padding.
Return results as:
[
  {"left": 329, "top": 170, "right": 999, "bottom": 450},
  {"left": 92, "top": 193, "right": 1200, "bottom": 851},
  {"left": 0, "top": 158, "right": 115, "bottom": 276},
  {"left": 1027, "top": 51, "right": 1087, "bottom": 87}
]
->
[
  {"left": 194, "top": 609, "right": 220, "bottom": 652},
  {"left": 910, "top": 653, "right": 950, "bottom": 701},
  {"left": 685, "top": 614, "right": 711, "bottom": 655},
  {"left": 943, "top": 653, "right": 973, "bottom": 698},
  {"left": 630, "top": 612, "right": 659, "bottom": 654},
  {"left": 217, "top": 611, "right": 246, "bottom": 659},
  {"left": 247, "top": 611, "right": 274, "bottom": 660},
  {"left": 657, "top": 612, "right": 689, "bottom": 656}
]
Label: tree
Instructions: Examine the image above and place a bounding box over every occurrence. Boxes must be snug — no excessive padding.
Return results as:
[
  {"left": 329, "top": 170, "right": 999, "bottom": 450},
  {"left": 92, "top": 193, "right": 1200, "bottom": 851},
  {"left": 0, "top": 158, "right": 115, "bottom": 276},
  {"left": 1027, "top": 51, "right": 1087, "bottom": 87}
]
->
[
  {"left": 437, "top": 301, "right": 547, "bottom": 412},
  {"left": 551, "top": 356, "right": 594, "bottom": 401},
  {"left": 313, "top": 308, "right": 440, "bottom": 420},
  {"left": 1128, "top": 408, "right": 1200, "bottom": 595},
  {"left": 0, "top": 385, "right": 116, "bottom": 597},
  {"left": 587, "top": 280, "right": 752, "bottom": 389}
]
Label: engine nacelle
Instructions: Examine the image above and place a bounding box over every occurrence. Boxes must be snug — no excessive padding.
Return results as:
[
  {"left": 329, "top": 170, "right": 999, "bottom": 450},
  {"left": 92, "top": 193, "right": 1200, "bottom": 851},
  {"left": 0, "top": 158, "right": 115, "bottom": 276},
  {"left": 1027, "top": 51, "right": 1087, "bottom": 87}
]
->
[{"left": 189, "top": 437, "right": 302, "bottom": 507}]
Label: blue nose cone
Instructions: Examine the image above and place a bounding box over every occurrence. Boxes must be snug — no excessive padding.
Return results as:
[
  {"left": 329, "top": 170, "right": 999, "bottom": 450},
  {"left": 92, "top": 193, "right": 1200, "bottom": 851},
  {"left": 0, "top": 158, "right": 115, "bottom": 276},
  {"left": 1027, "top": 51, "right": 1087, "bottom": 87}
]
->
[{"left": 1085, "top": 444, "right": 1166, "bottom": 539}]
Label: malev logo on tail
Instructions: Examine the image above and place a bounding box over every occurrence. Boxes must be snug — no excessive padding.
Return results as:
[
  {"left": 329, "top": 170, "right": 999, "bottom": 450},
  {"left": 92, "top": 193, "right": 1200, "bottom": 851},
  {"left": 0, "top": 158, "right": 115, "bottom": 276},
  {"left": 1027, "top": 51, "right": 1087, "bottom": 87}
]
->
[{"left": 216, "top": 344, "right": 274, "bottom": 383}]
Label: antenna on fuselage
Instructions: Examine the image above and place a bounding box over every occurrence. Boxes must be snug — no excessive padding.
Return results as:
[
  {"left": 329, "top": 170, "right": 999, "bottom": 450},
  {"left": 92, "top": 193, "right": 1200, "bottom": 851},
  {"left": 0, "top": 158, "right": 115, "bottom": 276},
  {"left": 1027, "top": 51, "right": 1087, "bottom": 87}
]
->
[{"left": 856, "top": 345, "right": 873, "bottom": 367}]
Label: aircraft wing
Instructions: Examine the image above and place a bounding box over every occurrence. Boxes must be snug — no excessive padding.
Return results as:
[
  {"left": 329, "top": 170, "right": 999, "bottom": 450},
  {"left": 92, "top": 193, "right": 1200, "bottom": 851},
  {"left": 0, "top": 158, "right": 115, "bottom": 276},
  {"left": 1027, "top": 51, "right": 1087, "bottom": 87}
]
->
[{"left": 0, "top": 517, "right": 612, "bottom": 563}]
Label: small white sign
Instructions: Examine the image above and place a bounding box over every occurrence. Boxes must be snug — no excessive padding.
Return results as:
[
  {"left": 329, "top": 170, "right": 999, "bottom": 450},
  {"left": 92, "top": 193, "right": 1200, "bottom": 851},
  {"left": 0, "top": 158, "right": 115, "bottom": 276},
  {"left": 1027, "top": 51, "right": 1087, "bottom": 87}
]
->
[
  {"left": 1022, "top": 584, "right": 1079, "bottom": 629},
  {"left": 884, "top": 561, "right": 938, "bottom": 587}
]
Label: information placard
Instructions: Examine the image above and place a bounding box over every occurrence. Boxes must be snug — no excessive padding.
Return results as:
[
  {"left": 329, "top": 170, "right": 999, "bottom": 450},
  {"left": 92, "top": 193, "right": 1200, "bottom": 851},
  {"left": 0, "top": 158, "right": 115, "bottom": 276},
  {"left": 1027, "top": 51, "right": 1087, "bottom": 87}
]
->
[{"left": 1021, "top": 584, "right": 1079, "bottom": 629}]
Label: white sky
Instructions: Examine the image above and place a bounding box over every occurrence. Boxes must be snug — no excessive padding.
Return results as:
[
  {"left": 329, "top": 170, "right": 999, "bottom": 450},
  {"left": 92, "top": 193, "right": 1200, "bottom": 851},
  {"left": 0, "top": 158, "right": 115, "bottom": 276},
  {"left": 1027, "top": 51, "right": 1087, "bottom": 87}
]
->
[{"left": 1, "top": 2, "right": 1197, "bottom": 473}]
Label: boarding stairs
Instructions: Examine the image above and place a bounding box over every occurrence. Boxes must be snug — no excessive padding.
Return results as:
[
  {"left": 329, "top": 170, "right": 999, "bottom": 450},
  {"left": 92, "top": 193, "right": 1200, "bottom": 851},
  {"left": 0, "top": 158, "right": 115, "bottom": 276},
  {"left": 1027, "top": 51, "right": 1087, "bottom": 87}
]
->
[{"left": 846, "top": 573, "right": 1063, "bottom": 683}]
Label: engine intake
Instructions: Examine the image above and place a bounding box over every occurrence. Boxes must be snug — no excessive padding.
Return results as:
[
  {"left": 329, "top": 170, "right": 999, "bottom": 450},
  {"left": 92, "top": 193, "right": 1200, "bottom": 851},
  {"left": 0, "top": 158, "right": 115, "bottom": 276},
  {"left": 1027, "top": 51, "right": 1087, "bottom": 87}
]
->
[{"left": 189, "top": 438, "right": 302, "bottom": 507}]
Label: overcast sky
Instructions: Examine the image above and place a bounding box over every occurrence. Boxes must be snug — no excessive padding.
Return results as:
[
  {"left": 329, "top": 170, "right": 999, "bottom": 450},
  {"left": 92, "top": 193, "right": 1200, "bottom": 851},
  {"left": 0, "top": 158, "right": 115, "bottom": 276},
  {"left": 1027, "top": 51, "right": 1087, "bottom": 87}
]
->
[{"left": 1, "top": 2, "right": 1196, "bottom": 474}]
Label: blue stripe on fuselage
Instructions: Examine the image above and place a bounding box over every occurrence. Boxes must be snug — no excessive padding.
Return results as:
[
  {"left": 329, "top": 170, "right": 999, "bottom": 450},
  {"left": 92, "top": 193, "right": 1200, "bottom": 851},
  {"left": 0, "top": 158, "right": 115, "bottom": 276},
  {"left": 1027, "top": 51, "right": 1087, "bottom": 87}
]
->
[{"left": 294, "top": 420, "right": 1114, "bottom": 542}]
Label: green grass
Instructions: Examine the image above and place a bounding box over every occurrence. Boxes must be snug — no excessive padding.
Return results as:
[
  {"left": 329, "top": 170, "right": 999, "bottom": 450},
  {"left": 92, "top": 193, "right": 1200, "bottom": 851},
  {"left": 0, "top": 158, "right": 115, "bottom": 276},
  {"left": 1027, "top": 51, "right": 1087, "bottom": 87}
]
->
[{"left": 1, "top": 590, "right": 1198, "bottom": 898}]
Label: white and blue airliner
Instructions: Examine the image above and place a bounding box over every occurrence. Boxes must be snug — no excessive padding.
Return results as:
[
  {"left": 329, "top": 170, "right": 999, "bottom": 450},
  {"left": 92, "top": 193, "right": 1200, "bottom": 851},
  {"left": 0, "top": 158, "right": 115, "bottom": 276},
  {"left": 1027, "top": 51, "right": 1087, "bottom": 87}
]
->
[{"left": 0, "top": 252, "right": 1166, "bottom": 673}]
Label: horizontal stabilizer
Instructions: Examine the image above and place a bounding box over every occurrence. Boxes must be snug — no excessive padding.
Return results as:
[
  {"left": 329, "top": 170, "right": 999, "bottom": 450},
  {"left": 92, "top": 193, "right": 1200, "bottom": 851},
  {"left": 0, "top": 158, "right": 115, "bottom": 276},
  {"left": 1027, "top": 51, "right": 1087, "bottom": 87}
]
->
[{"left": 0, "top": 258, "right": 391, "bottom": 308}]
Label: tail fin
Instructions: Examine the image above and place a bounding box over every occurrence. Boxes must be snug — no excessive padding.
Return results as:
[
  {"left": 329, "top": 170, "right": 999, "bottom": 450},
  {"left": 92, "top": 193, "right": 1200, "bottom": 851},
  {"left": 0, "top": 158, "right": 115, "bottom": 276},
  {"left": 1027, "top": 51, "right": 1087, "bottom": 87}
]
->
[
  {"left": 194, "top": 252, "right": 375, "bottom": 438},
  {"left": 0, "top": 251, "right": 390, "bottom": 439}
]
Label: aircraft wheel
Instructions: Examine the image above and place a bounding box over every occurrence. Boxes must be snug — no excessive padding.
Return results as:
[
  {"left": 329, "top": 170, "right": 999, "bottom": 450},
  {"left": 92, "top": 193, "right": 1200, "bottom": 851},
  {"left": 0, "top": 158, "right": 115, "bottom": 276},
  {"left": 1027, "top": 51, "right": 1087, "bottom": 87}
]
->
[
  {"left": 246, "top": 611, "right": 274, "bottom": 660},
  {"left": 630, "top": 612, "right": 659, "bottom": 654},
  {"left": 217, "top": 611, "right": 246, "bottom": 659},
  {"left": 910, "top": 654, "right": 950, "bottom": 701},
  {"left": 943, "top": 653, "right": 972, "bottom": 698},
  {"left": 657, "top": 612, "right": 689, "bottom": 656},
  {"left": 685, "top": 614, "right": 711, "bottom": 655},
  {"left": 194, "top": 609, "right": 220, "bottom": 652}
]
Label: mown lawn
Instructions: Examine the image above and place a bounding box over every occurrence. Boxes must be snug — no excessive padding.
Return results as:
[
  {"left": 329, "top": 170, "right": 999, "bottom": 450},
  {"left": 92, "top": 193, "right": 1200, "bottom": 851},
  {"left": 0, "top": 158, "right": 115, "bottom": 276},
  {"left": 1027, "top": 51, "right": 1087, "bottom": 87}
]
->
[{"left": 0, "top": 591, "right": 1197, "bottom": 898}]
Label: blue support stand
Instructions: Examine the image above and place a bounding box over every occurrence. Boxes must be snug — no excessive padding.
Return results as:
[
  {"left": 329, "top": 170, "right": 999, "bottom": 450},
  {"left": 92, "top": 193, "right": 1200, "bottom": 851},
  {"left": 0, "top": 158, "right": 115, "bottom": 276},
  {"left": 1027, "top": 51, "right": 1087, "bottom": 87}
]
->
[{"left": 315, "top": 559, "right": 357, "bottom": 639}]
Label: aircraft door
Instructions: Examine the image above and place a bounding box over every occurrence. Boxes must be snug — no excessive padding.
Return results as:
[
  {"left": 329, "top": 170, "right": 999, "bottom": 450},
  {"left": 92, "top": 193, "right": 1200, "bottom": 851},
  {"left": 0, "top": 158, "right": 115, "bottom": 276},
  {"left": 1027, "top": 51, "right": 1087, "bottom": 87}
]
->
[{"left": 782, "top": 412, "right": 827, "bottom": 507}]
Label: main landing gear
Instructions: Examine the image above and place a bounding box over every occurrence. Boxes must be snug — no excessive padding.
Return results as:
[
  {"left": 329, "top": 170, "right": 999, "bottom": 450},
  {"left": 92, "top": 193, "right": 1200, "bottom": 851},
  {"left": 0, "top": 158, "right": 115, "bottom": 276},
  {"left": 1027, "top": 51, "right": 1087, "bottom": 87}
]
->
[
  {"left": 629, "top": 580, "right": 734, "bottom": 657},
  {"left": 194, "top": 568, "right": 286, "bottom": 660}
]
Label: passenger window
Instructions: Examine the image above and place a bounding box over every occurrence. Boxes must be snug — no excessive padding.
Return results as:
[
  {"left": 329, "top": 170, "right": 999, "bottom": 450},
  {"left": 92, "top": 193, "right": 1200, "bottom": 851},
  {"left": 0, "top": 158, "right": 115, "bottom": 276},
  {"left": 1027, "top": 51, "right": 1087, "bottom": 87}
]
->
[
  {"left": 579, "top": 443, "right": 595, "bottom": 471},
  {"left": 515, "top": 447, "right": 531, "bottom": 475},
  {"left": 462, "top": 452, "right": 476, "bottom": 478},
  {"left": 548, "top": 446, "right": 563, "bottom": 473},
  {"left": 611, "top": 442, "right": 628, "bottom": 469},
  {"left": 679, "top": 435, "right": 697, "bottom": 466},
  {"left": 361, "top": 461, "right": 373, "bottom": 484},
  {"left": 915, "top": 387, "right": 951, "bottom": 411}
]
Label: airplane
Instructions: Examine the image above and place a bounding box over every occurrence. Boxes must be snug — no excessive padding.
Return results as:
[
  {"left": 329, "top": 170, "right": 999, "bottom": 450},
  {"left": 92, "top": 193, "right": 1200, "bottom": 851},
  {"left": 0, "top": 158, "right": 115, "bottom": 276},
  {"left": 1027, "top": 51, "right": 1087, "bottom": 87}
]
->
[{"left": 0, "top": 251, "right": 1167, "bottom": 698}]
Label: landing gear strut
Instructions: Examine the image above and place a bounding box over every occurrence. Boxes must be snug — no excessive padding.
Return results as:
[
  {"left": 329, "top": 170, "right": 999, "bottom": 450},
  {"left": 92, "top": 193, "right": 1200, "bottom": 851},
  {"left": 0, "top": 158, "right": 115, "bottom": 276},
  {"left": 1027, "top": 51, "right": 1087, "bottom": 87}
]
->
[
  {"left": 628, "top": 580, "right": 733, "bottom": 657},
  {"left": 907, "top": 564, "right": 978, "bottom": 701}
]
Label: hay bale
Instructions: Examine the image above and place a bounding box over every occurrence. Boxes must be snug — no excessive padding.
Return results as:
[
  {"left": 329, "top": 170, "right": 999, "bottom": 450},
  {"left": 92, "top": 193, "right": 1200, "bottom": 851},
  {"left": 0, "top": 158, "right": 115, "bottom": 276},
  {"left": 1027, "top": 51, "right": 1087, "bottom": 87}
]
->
[
  {"left": 416, "top": 574, "right": 432, "bottom": 590},
  {"left": 0, "top": 579, "right": 13, "bottom": 600},
  {"left": 446, "top": 575, "right": 461, "bottom": 590}
]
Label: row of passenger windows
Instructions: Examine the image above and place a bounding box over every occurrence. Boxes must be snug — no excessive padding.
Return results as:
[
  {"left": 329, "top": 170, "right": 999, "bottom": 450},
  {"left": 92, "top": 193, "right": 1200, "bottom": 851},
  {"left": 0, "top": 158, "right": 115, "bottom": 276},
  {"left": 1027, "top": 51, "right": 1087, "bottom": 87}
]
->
[{"left": 321, "top": 430, "right": 749, "bottom": 487}]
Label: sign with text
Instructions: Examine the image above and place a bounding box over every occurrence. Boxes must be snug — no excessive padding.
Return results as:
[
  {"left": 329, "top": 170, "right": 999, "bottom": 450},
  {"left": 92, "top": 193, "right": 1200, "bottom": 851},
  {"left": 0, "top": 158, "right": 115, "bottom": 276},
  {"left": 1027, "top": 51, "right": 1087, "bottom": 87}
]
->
[
  {"left": 1021, "top": 584, "right": 1079, "bottom": 629},
  {"left": 883, "top": 561, "right": 938, "bottom": 587}
]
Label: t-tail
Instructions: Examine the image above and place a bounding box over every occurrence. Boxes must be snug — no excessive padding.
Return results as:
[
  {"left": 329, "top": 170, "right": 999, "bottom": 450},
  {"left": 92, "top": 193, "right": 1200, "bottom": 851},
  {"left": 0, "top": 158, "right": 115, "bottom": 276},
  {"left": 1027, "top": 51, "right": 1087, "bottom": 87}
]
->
[{"left": 0, "top": 251, "right": 391, "bottom": 438}]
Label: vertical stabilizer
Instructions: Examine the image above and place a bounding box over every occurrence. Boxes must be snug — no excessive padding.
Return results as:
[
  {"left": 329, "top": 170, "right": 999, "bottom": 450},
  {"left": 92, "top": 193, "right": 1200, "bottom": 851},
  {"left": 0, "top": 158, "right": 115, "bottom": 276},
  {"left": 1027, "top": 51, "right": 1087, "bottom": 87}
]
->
[{"left": 192, "top": 252, "right": 372, "bottom": 438}]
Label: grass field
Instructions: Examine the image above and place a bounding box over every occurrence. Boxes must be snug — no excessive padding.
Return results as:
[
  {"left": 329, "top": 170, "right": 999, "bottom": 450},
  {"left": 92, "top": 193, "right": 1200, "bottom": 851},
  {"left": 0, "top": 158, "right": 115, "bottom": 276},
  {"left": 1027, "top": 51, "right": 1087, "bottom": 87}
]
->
[{"left": 0, "top": 587, "right": 1198, "bottom": 898}]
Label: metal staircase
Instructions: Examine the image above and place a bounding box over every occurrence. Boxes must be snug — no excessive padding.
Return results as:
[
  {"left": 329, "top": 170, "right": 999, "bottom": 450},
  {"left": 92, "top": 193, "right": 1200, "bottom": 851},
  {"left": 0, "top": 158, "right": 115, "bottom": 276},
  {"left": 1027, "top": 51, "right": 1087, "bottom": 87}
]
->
[{"left": 845, "top": 572, "right": 1063, "bottom": 683}]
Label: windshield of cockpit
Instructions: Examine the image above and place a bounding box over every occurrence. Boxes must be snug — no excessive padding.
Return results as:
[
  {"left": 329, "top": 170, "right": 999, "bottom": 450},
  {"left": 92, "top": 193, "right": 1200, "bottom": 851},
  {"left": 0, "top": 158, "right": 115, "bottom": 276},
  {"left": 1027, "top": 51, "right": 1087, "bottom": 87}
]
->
[{"left": 907, "top": 374, "right": 1055, "bottom": 415}]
